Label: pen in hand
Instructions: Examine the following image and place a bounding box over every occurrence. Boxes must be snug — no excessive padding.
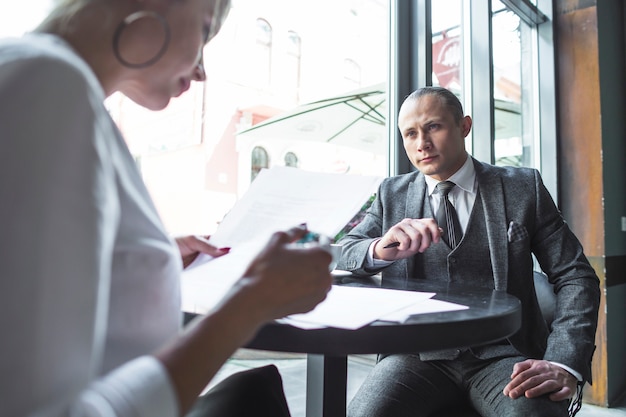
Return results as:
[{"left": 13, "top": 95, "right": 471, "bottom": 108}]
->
[
  {"left": 383, "top": 242, "right": 400, "bottom": 249},
  {"left": 383, "top": 227, "right": 444, "bottom": 249}
]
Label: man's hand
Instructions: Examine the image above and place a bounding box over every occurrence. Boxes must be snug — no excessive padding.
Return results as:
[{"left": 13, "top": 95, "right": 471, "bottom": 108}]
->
[
  {"left": 374, "top": 218, "right": 442, "bottom": 260},
  {"left": 503, "top": 359, "right": 578, "bottom": 401}
]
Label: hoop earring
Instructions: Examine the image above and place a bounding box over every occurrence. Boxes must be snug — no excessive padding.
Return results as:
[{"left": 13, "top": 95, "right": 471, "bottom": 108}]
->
[{"left": 112, "top": 11, "right": 171, "bottom": 69}]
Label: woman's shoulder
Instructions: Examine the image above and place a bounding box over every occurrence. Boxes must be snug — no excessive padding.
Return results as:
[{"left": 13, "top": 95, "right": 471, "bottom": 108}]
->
[{"left": 0, "top": 33, "right": 97, "bottom": 92}]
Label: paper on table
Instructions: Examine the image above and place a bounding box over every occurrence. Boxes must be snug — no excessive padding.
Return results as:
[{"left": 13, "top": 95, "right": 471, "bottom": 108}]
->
[
  {"left": 379, "top": 298, "right": 469, "bottom": 322},
  {"left": 207, "top": 166, "right": 382, "bottom": 247},
  {"left": 280, "top": 286, "right": 436, "bottom": 330}
]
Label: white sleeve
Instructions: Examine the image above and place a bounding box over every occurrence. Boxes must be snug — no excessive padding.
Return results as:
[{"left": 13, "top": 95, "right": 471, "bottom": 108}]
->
[
  {"left": 78, "top": 357, "right": 179, "bottom": 417},
  {"left": 365, "top": 239, "right": 395, "bottom": 268},
  {"left": 0, "top": 49, "right": 178, "bottom": 417}
]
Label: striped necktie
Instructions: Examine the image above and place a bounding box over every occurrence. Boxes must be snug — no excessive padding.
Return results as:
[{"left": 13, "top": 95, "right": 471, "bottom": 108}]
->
[{"left": 436, "top": 181, "right": 463, "bottom": 248}]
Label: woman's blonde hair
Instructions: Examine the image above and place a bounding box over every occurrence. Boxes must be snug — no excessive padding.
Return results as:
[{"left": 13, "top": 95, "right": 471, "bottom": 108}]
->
[{"left": 40, "top": 0, "right": 231, "bottom": 37}]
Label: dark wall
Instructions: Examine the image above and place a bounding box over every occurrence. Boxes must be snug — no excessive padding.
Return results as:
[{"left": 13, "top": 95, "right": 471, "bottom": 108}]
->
[{"left": 554, "top": 0, "right": 626, "bottom": 407}]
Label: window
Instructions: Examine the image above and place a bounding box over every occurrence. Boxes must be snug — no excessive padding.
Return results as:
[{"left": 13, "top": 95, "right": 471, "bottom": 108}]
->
[
  {"left": 116, "top": 0, "right": 389, "bottom": 234},
  {"left": 284, "top": 151, "right": 299, "bottom": 168},
  {"left": 254, "top": 18, "right": 272, "bottom": 88},
  {"left": 284, "top": 31, "right": 302, "bottom": 100},
  {"left": 492, "top": 3, "right": 525, "bottom": 168},
  {"left": 251, "top": 146, "right": 270, "bottom": 181},
  {"left": 11, "top": 0, "right": 557, "bottom": 235},
  {"left": 392, "top": 0, "right": 556, "bottom": 195}
]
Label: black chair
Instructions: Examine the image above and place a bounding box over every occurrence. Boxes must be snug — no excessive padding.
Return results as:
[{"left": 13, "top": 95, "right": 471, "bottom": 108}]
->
[{"left": 430, "top": 271, "right": 556, "bottom": 417}]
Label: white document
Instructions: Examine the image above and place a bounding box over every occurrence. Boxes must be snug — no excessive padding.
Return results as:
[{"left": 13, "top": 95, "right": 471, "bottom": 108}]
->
[
  {"left": 207, "top": 166, "right": 382, "bottom": 247},
  {"left": 379, "top": 298, "right": 469, "bottom": 323},
  {"left": 180, "top": 240, "right": 266, "bottom": 314},
  {"left": 280, "top": 286, "right": 436, "bottom": 330}
]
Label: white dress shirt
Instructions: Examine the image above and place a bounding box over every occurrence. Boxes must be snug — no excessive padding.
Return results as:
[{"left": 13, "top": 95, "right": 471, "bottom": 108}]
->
[
  {"left": 0, "top": 34, "right": 181, "bottom": 417},
  {"left": 423, "top": 156, "right": 477, "bottom": 233}
]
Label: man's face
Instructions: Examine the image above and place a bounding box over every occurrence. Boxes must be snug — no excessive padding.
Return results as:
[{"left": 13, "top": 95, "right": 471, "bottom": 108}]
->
[{"left": 398, "top": 95, "right": 472, "bottom": 181}]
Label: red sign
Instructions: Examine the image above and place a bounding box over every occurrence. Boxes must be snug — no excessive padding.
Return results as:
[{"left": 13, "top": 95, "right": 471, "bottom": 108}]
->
[{"left": 433, "top": 35, "right": 461, "bottom": 88}]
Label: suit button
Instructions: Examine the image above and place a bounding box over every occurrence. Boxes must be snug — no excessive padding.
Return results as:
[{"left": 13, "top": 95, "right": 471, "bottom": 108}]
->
[{"left": 449, "top": 257, "right": 456, "bottom": 264}]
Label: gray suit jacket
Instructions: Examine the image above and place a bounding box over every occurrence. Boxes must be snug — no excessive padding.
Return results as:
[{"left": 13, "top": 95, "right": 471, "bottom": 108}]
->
[{"left": 337, "top": 158, "right": 600, "bottom": 383}]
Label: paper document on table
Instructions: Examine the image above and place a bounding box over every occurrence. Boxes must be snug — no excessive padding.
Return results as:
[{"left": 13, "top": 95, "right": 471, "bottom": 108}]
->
[
  {"left": 207, "top": 166, "right": 382, "bottom": 247},
  {"left": 379, "top": 298, "right": 469, "bottom": 323},
  {"left": 280, "top": 286, "right": 436, "bottom": 330}
]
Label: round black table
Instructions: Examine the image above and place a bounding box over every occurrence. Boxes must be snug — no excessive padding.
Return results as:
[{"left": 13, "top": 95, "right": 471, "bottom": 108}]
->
[{"left": 244, "top": 276, "right": 522, "bottom": 417}]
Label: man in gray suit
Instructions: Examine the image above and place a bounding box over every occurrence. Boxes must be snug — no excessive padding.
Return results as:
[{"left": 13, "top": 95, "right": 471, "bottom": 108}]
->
[{"left": 339, "top": 87, "right": 600, "bottom": 417}]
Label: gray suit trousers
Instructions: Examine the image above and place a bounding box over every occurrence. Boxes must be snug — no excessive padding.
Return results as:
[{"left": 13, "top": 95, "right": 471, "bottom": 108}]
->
[{"left": 347, "top": 353, "right": 569, "bottom": 417}]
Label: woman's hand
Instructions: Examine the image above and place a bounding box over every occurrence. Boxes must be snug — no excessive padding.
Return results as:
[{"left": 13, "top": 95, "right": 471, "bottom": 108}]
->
[
  {"left": 233, "top": 226, "right": 333, "bottom": 322},
  {"left": 157, "top": 226, "right": 332, "bottom": 415},
  {"left": 175, "top": 235, "right": 230, "bottom": 268}
]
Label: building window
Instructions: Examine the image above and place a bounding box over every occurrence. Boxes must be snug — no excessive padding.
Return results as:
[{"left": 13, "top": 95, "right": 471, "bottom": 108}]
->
[
  {"left": 492, "top": 4, "right": 524, "bottom": 168},
  {"left": 284, "top": 151, "right": 299, "bottom": 168},
  {"left": 284, "top": 30, "right": 302, "bottom": 100},
  {"left": 251, "top": 146, "right": 270, "bottom": 181},
  {"left": 394, "top": 0, "right": 556, "bottom": 195},
  {"left": 254, "top": 18, "right": 272, "bottom": 87}
]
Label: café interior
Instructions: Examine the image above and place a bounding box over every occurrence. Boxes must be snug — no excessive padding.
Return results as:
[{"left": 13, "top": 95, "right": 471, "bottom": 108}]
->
[{"left": 6, "top": 0, "right": 625, "bottom": 416}]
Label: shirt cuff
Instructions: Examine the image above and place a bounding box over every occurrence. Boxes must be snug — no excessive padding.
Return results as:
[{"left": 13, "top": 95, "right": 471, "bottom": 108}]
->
[
  {"left": 87, "top": 355, "right": 179, "bottom": 417},
  {"left": 366, "top": 239, "right": 395, "bottom": 268},
  {"left": 550, "top": 361, "right": 583, "bottom": 382}
]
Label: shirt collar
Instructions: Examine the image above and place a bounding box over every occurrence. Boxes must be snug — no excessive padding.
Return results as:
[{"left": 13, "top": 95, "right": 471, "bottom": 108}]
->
[{"left": 425, "top": 155, "right": 476, "bottom": 196}]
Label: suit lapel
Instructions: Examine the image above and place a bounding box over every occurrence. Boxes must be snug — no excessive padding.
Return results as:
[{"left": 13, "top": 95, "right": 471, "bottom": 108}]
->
[
  {"left": 406, "top": 172, "right": 426, "bottom": 218},
  {"left": 474, "top": 159, "right": 509, "bottom": 291}
]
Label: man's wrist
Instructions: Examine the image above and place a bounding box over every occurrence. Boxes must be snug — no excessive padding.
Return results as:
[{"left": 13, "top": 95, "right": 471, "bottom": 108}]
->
[
  {"left": 550, "top": 361, "right": 583, "bottom": 382},
  {"left": 366, "top": 238, "right": 394, "bottom": 267}
]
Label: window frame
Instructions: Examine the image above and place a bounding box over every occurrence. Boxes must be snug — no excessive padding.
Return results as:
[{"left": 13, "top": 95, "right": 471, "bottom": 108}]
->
[{"left": 389, "top": 0, "right": 557, "bottom": 198}]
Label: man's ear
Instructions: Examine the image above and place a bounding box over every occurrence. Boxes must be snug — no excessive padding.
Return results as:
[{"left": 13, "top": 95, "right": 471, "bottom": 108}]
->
[{"left": 461, "top": 115, "right": 472, "bottom": 137}]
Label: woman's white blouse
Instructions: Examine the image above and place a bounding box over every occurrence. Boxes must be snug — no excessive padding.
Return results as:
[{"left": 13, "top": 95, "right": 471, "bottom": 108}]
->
[{"left": 0, "top": 34, "right": 182, "bottom": 417}]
